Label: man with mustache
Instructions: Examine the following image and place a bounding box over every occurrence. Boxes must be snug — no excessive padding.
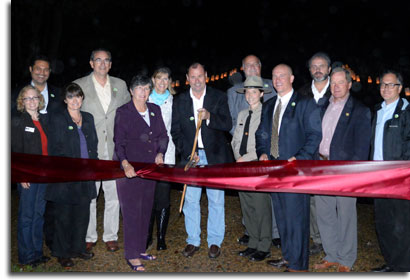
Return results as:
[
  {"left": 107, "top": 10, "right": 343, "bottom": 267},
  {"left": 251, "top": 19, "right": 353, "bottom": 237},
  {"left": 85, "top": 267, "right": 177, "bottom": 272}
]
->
[{"left": 297, "top": 52, "right": 332, "bottom": 256}]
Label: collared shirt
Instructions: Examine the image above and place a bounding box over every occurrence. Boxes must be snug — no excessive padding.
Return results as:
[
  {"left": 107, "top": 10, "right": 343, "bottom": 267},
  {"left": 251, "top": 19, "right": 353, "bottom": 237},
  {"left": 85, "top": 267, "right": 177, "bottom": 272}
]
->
[
  {"left": 319, "top": 94, "right": 350, "bottom": 157},
  {"left": 373, "top": 98, "right": 400, "bottom": 160},
  {"left": 311, "top": 78, "right": 330, "bottom": 103},
  {"left": 189, "top": 87, "right": 208, "bottom": 149},
  {"left": 32, "top": 81, "right": 48, "bottom": 114},
  {"left": 273, "top": 89, "right": 293, "bottom": 135},
  {"left": 92, "top": 74, "right": 111, "bottom": 113}
]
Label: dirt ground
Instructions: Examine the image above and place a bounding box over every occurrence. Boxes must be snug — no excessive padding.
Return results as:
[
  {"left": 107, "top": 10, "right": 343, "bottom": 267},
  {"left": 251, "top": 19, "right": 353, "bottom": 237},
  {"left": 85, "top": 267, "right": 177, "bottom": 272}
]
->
[{"left": 10, "top": 184, "right": 390, "bottom": 273}]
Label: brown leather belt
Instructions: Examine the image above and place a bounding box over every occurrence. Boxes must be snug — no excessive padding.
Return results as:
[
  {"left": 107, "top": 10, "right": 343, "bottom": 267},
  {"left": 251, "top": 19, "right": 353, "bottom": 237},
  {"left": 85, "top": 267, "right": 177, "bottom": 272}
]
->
[{"left": 319, "top": 154, "right": 329, "bottom": 160}]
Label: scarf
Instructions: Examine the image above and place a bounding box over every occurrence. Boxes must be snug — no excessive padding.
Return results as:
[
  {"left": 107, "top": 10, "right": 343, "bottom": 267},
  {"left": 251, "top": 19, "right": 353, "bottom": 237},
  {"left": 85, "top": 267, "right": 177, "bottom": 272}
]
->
[{"left": 150, "top": 89, "right": 170, "bottom": 106}]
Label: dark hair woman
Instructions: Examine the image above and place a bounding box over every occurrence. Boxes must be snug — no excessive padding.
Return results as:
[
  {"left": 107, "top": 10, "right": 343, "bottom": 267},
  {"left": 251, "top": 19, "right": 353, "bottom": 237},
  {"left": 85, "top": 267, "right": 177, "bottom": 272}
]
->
[{"left": 46, "top": 83, "right": 98, "bottom": 268}]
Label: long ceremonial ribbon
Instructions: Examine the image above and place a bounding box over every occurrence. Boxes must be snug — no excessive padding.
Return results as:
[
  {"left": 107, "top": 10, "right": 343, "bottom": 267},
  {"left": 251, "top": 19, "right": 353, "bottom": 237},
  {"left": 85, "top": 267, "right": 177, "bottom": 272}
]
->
[{"left": 11, "top": 152, "right": 410, "bottom": 200}]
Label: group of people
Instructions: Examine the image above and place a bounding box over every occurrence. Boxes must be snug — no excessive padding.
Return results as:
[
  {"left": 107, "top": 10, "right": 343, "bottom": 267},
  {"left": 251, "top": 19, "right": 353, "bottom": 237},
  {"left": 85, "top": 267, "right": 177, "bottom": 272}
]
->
[{"left": 11, "top": 49, "right": 410, "bottom": 272}]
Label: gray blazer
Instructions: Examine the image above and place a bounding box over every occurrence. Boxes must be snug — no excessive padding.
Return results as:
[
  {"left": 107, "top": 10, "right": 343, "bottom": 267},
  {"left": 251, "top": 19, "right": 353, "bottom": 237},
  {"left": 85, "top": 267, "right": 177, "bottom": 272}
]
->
[
  {"left": 231, "top": 103, "right": 262, "bottom": 162},
  {"left": 73, "top": 73, "right": 130, "bottom": 159}
]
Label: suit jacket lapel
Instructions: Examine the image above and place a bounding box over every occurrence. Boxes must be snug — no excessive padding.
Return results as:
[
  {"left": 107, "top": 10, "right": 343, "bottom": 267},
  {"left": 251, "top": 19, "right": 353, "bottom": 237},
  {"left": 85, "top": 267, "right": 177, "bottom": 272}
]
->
[
  {"left": 84, "top": 73, "right": 106, "bottom": 115},
  {"left": 282, "top": 92, "right": 298, "bottom": 120},
  {"left": 106, "top": 76, "right": 119, "bottom": 114},
  {"left": 183, "top": 92, "right": 196, "bottom": 131}
]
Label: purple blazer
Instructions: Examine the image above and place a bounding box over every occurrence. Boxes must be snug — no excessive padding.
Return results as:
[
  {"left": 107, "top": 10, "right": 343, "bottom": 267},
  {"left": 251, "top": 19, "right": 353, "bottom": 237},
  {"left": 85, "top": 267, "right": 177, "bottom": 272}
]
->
[{"left": 114, "top": 101, "right": 168, "bottom": 164}]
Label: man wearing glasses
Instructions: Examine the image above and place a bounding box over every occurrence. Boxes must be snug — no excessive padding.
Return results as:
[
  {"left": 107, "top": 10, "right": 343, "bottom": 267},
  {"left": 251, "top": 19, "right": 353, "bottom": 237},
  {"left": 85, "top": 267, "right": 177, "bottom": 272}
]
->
[
  {"left": 74, "top": 48, "right": 130, "bottom": 253},
  {"left": 370, "top": 70, "right": 410, "bottom": 272}
]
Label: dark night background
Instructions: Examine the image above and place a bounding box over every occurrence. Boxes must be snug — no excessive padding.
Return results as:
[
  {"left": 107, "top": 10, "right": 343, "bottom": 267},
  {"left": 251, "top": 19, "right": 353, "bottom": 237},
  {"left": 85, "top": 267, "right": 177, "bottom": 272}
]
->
[{"left": 10, "top": 0, "right": 410, "bottom": 107}]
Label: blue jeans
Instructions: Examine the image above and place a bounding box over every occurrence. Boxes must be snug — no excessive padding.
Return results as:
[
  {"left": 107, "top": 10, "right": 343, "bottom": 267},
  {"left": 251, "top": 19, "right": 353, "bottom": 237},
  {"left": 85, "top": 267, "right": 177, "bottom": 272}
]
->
[
  {"left": 183, "top": 149, "right": 225, "bottom": 247},
  {"left": 17, "top": 183, "right": 47, "bottom": 264}
]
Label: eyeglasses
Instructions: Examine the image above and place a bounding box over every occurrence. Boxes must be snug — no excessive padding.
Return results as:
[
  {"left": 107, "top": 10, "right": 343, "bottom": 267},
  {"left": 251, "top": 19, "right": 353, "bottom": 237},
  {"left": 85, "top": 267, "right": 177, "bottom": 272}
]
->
[
  {"left": 23, "top": 96, "right": 40, "bottom": 102},
  {"left": 380, "top": 83, "right": 401, "bottom": 89},
  {"left": 93, "top": 58, "right": 111, "bottom": 64}
]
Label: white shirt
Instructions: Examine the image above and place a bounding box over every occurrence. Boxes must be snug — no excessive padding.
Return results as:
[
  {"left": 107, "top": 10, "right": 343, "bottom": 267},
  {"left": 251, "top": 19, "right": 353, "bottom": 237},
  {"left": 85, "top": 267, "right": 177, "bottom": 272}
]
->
[
  {"left": 189, "top": 88, "right": 209, "bottom": 149},
  {"left": 32, "top": 81, "right": 48, "bottom": 114},
  {"left": 274, "top": 89, "right": 294, "bottom": 134},
  {"left": 373, "top": 98, "right": 409, "bottom": 160},
  {"left": 92, "top": 74, "right": 111, "bottom": 113},
  {"left": 139, "top": 109, "right": 150, "bottom": 127},
  {"left": 311, "top": 78, "right": 330, "bottom": 103}
]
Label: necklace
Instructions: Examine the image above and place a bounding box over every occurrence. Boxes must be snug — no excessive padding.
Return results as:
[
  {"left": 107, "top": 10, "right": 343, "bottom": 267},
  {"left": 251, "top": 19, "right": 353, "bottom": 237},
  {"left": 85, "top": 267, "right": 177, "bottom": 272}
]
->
[{"left": 71, "top": 114, "right": 82, "bottom": 126}]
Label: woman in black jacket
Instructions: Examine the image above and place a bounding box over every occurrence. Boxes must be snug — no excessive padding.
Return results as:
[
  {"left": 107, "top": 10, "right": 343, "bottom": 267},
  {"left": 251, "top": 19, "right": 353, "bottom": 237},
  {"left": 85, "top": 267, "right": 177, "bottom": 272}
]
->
[
  {"left": 11, "top": 85, "right": 50, "bottom": 267},
  {"left": 46, "top": 83, "right": 98, "bottom": 268}
]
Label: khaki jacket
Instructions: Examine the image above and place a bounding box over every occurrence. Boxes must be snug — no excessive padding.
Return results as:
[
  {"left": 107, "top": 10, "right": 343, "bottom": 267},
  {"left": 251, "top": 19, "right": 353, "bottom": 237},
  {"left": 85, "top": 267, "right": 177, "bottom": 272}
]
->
[
  {"left": 73, "top": 73, "right": 130, "bottom": 159},
  {"left": 231, "top": 103, "right": 262, "bottom": 161}
]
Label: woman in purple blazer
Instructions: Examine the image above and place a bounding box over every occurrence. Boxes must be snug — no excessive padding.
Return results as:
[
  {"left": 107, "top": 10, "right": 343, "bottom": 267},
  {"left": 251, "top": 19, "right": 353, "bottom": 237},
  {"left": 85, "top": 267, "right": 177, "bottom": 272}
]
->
[{"left": 114, "top": 75, "right": 168, "bottom": 272}]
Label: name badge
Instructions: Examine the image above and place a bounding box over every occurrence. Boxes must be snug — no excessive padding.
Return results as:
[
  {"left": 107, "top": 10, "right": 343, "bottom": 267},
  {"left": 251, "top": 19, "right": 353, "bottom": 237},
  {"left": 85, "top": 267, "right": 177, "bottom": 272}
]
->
[{"left": 25, "top": 126, "right": 35, "bottom": 133}]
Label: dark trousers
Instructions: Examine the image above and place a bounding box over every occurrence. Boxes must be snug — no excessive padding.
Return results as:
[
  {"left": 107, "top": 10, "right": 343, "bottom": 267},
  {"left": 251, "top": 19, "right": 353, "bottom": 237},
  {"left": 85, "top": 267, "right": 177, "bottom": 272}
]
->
[
  {"left": 50, "top": 201, "right": 90, "bottom": 258},
  {"left": 17, "top": 183, "right": 47, "bottom": 264},
  {"left": 374, "top": 198, "right": 410, "bottom": 272},
  {"left": 117, "top": 177, "right": 155, "bottom": 260},
  {"left": 43, "top": 201, "right": 55, "bottom": 250},
  {"left": 153, "top": 181, "right": 171, "bottom": 210},
  {"left": 271, "top": 192, "right": 310, "bottom": 271},
  {"left": 239, "top": 191, "right": 272, "bottom": 252}
]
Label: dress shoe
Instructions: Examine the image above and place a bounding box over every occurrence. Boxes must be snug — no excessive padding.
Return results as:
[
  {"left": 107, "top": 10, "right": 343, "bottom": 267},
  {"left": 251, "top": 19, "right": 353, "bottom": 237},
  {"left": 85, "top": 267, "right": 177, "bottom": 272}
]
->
[
  {"left": 72, "top": 252, "right": 95, "bottom": 260},
  {"left": 249, "top": 251, "right": 271, "bottom": 262},
  {"left": 309, "top": 242, "right": 323, "bottom": 256},
  {"left": 182, "top": 244, "right": 199, "bottom": 257},
  {"left": 27, "top": 256, "right": 51, "bottom": 267},
  {"left": 284, "top": 268, "right": 308, "bottom": 272},
  {"left": 238, "top": 247, "right": 257, "bottom": 257},
  {"left": 38, "top": 255, "right": 51, "bottom": 263},
  {"left": 105, "top": 240, "right": 119, "bottom": 252},
  {"left": 337, "top": 264, "right": 351, "bottom": 272},
  {"left": 371, "top": 264, "right": 394, "bottom": 272},
  {"left": 208, "top": 244, "right": 221, "bottom": 259},
  {"left": 266, "top": 258, "right": 288, "bottom": 268},
  {"left": 86, "top": 242, "right": 96, "bottom": 252},
  {"left": 314, "top": 259, "right": 339, "bottom": 270},
  {"left": 58, "top": 257, "right": 74, "bottom": 268},
  {"left": 272, "top": 238, "right": 281, "bottom": 248},
  {"left": 237, "top": 234, "right": 249, "bottom": 245}
]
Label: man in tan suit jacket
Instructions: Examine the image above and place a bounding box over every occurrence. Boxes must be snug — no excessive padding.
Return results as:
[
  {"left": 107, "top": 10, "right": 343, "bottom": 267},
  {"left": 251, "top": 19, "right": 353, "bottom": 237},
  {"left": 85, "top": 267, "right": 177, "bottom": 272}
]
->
[{"left": 73, "top": 48, "right": 130, "bottom": 253}]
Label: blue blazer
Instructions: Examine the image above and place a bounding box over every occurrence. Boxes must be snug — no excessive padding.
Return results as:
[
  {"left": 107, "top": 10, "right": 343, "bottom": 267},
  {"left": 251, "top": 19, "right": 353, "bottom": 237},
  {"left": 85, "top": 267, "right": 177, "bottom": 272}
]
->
[
  {"left": 320, "top": 95, "right": 371, "bottom": 161},
  {"left": 256, "top": 91, "right": 322, "bottom": 160}
]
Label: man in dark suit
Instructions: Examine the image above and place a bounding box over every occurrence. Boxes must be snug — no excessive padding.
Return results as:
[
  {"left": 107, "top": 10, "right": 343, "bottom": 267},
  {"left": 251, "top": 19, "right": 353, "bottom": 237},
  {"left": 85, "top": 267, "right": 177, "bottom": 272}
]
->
[
  {"left": 298, "top": 52, "right": 332, "bottom": 256},
  {"left": 370, "top": 70, "right": 410, "bottom": 272},
  {"left": 11, "top": 55, "right": 63, "bottom": 116},
  {"left": 256, "top": 64, "right": 322, "bottom": 272},
  {"left": 313, "top": 67, "right": 371, "bottom": 272},
  {"left": 171, "top": 63, "right": 233, "bottom": 259}
]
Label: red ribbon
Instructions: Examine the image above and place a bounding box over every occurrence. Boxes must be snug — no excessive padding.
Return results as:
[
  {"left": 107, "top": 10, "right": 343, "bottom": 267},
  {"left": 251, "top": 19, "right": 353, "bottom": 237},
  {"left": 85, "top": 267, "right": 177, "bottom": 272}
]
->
[{"left": 11, "top": 152, "right": 410, "bottom": 200}]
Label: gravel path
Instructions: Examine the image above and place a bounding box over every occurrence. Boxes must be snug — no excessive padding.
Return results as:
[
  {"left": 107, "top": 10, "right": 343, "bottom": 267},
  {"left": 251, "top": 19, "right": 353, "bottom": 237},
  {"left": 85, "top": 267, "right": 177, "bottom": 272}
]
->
[{"left": 11, "top": 185, "right": 386, "bottom": 272}]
